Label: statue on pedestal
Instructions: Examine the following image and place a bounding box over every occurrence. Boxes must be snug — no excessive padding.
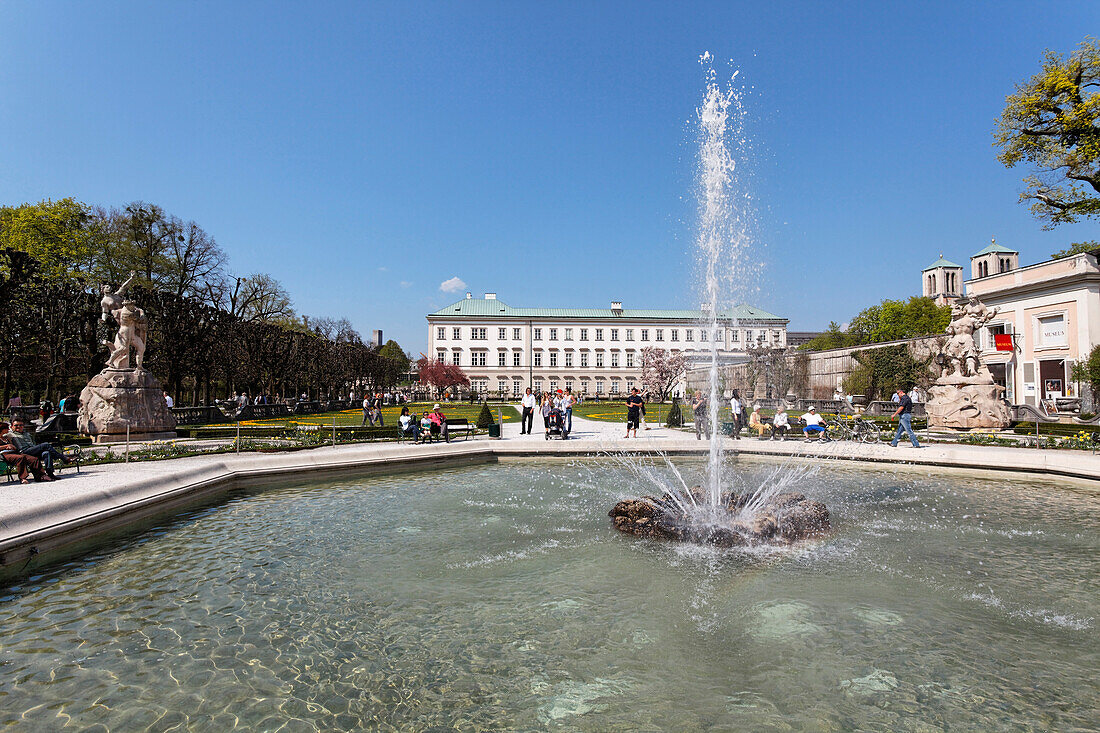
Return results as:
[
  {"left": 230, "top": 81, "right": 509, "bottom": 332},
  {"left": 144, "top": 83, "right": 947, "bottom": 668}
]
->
[
  {"left": 926, "top": 294, "right": 1012, "bottom": 430},
  {"left": 78, "top": 275, "right": 176, "bottom": 443}
]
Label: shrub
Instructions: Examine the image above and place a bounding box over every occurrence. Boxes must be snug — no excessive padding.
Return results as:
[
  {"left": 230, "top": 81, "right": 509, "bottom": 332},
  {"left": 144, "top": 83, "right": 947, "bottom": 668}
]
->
[
  {"left": 476, "top": 403, "right": 495, "bottom": 429},
  {"left": 665, "top": 399, "right": 683, "bottom": 427}
]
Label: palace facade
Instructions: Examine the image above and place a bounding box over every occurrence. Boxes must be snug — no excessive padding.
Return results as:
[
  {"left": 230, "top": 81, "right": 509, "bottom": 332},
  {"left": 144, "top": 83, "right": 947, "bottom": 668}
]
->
[{"left": 426, "top": 293, "right": 789, "bottom": 398}]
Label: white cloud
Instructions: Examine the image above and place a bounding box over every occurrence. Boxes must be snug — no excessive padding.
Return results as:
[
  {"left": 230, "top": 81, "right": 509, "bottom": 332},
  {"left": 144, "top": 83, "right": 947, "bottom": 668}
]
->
[
  {"left": 377, "top": 266, "right": 388, "bottom": 272},
  {"left": 400, "top": 280, "right": 412, "bottom": 288},
  {"left": 439, "top": 276, "right": 466, "bottom": 293}
]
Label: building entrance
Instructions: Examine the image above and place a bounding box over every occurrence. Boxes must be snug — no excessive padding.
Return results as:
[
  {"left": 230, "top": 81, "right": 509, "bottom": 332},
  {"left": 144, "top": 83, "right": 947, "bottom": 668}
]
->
[
  {"left": 1039, "top": 359, "right": 1066, "bottom": 400},
  {"left": 987, "top": 362, "right": 1014, "bottom": 404}
]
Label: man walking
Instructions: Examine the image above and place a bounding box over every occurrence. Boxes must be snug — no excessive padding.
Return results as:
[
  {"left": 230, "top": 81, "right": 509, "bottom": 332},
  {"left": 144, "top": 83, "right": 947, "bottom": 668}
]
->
[
  {"left": 625, "top": 388, "right": 644, "bottom": 438},
  {"left": 362, "top": 395, "right": 373, "bottom": 426},
  {"left": 890, "top": 388, "right": 921, "bottom": 448},
  {"left": 520, "top": 387, "right": 536, "bottom": 435}
]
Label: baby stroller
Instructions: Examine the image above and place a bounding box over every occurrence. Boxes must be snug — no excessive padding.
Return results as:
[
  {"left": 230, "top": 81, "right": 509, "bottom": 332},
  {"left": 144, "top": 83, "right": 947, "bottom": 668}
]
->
[{"left": 546, "top": 408, "right": 569, "bottom": 440}]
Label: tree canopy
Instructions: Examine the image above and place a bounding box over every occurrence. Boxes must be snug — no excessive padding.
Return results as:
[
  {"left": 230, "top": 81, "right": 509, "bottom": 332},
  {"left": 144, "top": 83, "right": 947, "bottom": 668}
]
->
[
  {"left": 995, "top": 38, "right": 1100, "bottom": 228},
  {"left": 1051, "top": 240, "right": 1100, "bottom": 259},
  {"left": 802, "top": 297, "right": 950, "bottom": 351}
]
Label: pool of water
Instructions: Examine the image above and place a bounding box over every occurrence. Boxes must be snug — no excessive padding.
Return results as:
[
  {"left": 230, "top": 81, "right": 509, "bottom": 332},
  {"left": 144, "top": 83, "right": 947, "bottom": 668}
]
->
[{"left": 1, "top": 458, "right": 1097, "bottom": 730}]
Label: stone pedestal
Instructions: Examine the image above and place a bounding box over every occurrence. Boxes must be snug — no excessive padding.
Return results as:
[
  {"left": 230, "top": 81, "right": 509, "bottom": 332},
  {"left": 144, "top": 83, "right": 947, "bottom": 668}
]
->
[
  {"left": 926, "top": 378, "right": 1012, "bottom": 430},
  {"left": 78, "top": 369, "right": 177, "bottom": 444}
]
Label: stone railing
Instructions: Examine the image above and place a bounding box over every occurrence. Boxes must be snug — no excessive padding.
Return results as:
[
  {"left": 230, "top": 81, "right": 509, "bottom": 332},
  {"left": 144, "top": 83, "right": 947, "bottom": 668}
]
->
[
  {"left": 292, "top": 401, "right": 324, "bottom": 415},
  {"left": 171, "top": 406, "right": 228, "bottom": 426},
  {"left": 865, "top": 401, "right": 927, "bottom": 418},
  {"left": 236, "top": 404, "right": 292, "bottom": 421}
]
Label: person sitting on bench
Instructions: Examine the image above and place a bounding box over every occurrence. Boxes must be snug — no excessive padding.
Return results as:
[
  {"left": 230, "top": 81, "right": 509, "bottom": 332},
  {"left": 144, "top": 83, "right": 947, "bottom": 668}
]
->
[
  {"left": 0, "top": 422, "right": 51, "bottom": 483},
  {"left": 772, "top": 406, "right": 790, "bottom": 440},
  {"left": 398, "top": 407, "right": 418, "bottom": 440},
  {"left": 748, "top": 404, "right": 768, "bottom": 438},
  {"left": 800, "top": 406, "right": 829, "bottom": 441},
  {"left": 418, "top": 411, "right": 433, "bottom": 443},
  {"left": 6, "top": 418, "right": 66, "bottom": 477}
]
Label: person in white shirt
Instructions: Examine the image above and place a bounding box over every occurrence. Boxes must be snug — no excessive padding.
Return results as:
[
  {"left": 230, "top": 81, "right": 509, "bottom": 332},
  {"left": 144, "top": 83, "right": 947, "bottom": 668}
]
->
[
  {"left": 800, "top": 406, "right": 829, "bottom": 441},
  {"left": 520, "top": 388, "right": 536, "bottom": 435},
  {"left": 560, "top": 389, "right": 575, "bottom": 433},
  {"left": 729, "top": 390, "right": 743, "bottom": 440},
  {"left": 163, "top": 391, "right": 174, "bottom": 408},
  {"left": 772, "top": 407, "right": 790, "bottom": 440}
]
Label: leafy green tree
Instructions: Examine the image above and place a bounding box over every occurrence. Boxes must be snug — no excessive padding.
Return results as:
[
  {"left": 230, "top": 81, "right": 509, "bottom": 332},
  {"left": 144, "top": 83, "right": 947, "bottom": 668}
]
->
[
  {"left": 995, "top": 38, "right": 1100, "bottom": 228},
  {"left": 378, "top": 339, "right": 410, "bottom": 374},
  {"left": 1052, "top": 240, "right": 1100, "bottom": 259},
  {"left": 847, "top": 345, "right": 934, "bottom": 400},
  {"left": 476, "top": 402, "right": 495, "bottom": 429},
  {"left": 803, "top": 321, "right": 852, "bottom": 351},
  {"left": 806, "top": 298, "right": 950, "bottom": 351}
]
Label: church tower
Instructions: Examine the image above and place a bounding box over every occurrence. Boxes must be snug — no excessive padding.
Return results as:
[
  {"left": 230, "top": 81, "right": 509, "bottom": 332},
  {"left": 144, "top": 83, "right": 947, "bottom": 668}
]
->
[{"left": 922, "top": 254, "right": 964, "bottom": 306}]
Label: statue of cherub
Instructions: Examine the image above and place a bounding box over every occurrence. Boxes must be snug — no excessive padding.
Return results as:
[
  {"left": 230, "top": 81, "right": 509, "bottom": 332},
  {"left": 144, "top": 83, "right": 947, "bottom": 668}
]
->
[{"left": 100, "top": 272, "right": 136, "bottom": 322}]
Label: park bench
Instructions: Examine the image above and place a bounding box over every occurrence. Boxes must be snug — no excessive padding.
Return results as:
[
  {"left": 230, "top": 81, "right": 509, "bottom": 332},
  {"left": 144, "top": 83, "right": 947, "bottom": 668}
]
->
[{"left": 445, "top": 418, "right": 474, "bottom": 441}]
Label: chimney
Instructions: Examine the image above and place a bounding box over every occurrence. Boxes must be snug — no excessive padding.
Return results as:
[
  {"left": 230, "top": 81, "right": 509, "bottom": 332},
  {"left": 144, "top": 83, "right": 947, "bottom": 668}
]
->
[
  {"left": 485, "top": 293, "right": 497, "bottom": 300},
  {"left": 466, "top": 292, "right": 472, "bottom": 299},
  {"left": 611, "top": 301, "right": 623, "bottom": 315}
]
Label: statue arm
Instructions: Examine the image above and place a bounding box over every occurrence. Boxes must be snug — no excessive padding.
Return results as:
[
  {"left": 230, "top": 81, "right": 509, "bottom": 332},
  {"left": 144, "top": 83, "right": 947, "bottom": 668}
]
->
[{"left": 116, "top": 272, "right": 136, "bottom": 296}]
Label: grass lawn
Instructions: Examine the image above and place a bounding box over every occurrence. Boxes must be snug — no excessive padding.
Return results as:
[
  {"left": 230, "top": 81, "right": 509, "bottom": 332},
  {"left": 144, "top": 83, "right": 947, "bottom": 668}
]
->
[
  {"left": 573, "top": 401, "right": 683, "bottom": 424},
  {"left": 208, "top": 402, "right": 521, "bottom": 428}
]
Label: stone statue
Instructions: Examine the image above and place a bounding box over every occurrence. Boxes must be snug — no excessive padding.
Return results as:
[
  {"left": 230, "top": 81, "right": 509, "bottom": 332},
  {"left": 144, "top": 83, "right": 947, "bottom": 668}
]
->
[
  {"left": 926, "top": 294, "right": 1011, "bottom": 429},
  {"left": 78, "top": 274, "right": 175, "bottom": 443},
  {"left": 105, "top": 298, "right": 148, "bottom": 370}
]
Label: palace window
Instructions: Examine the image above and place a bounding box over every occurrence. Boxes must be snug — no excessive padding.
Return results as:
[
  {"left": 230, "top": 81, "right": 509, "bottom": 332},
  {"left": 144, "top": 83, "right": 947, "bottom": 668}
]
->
[
  {"left": 595, "top": 380, "right": 605, "bottom": 394},
  {"left": 745, "top": 330, "right": 752, "bottom": 342},
  {"left": 565, "top": 381, "right": 573, "bottom": 392},
  {"left": 453, "top": 327, "right": 461, "bottom": 340},
  {"left": 533, "top": 328, "right": 542, "bottom": 340},
  {"left": 731, "top": 330, "right": 739, "bottom": 342},
  {"left": 656, "top": 329, "right": 663, "bottom": 341},
  {"left": 534, "top": 352, "right": 542, "bottom": 367},
  {"left": 641, "top": 329, "right": 649, "bottom": 341},
  {"left": 550, "top": 351, "right": 558, "bottom": 367},
  {"left": 625, "top": 329, "right": 634, "bottom": 340},
  {"left": 437, "top": 350, "right": 446, "bottom": 362},
  {"left": 596, "top": 353, "right": 604, "bottom": 368},
  {"left": 610, "top": 381, "right": 620, "bottom": 394},
  {"left": 513, "top": 352, "right": 522, "bottom": 367},
  {"left": 565, "top": 328, "right": 573, "bottom": 340},
  {"left": 437, "top": 327, "right": 445, "bottom": 340},
  {"left": 611, "top": 353, "right": 619, "bottom": 368},
  {"left": 498, "top": 352, "right": 507, "bottom": 366},
  {"left": 580, "top": 328, "right": 588, "bottom": 341},
  {"left": 580, "top": 353, "right": 589, "bottom": 368},
  {"left": 472, "top": 328, "right": 487, "bottom": 340},
  {"left": 565, "top": 352, "right": 574, "bottom": 367},
  {"left": 580, "top": 380, "right": 588, "bottom": 394},
  {"left": 549, "top": 381, "right": 557, "bottom": 392},
  {"left": 498, "top": 379, "right": 507, "bottom": 395},
  {"left": 550, "top": 328, "right": 558, "bottom": 340},
  {"left": 626, "top": 353, "right": 634, "bottom": 368},
  {"left": 473, "top": 352, "right": 486, "bottom": 367},
  {"left": 498, "top": 328, "right": 507, "bottom": 340},
  {"left": 686, "top": 330, "right": 694, "bottom": 342},
  {"left": 451, "top": 351, "right": 461, "bottom": 366},
  {"left": 513, "top": 379, "right": 522, "bottom": 396},
  {"left": 700, "top": 330, "right": 708, "bottom": 342},
  {"left": 595, "top": 329, "right": 604, "bottom": 341},
  {"left": 513, "top": 328, "right": 522, "bottom": 340},
  {"left": 671, "top": 329, "right": 679, "bottom": 341},
  {"left": 611, "top": 328, "right": 619, "bottom": 341},
  {"left": 534, "top": 380, "right": 542, "bottom": 393}
]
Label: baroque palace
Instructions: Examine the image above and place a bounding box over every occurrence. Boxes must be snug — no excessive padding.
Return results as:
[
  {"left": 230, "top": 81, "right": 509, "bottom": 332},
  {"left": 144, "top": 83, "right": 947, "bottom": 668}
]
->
[{"left": 426, "top": 293, "right": 788, "bottom": 398}]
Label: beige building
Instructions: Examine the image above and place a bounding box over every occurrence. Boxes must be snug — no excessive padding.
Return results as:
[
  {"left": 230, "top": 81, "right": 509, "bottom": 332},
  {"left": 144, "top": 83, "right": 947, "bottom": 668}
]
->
[
  {"left": 965, "top": 246, "right": 1100, "bottom": 406},
  {"left": 426, "top": 293, "right": 788, "bottom": 398}
]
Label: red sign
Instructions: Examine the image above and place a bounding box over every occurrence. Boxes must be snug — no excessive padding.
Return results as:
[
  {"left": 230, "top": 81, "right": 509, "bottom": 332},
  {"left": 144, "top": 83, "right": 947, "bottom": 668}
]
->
[{"left": 994, "top": 333, "right": 1014, "bottom": 351}]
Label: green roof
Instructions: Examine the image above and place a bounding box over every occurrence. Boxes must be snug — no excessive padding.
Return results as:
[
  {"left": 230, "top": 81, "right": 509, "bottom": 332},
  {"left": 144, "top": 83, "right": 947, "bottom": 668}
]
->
[
  {"left": 972, "top": 241, "right": 1018, "bottom": 256},
  {"left": 922, "top": 257, "right": 962, "bottom": 272},
  {"left": 428, "top": 297, "right": 786, "bottom": 322}
]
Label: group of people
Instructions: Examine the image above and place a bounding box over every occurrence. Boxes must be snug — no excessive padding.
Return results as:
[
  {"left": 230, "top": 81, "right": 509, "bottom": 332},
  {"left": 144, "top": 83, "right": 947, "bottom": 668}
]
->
[
  {"left": 0, "top": 419, "right": 68, "bottom": 483},
  {"left": 688, "top": 386, "right": 921, "bottom": 447},
  {"left": 361, "top": 392, "right": 385, "bottom": 427},
  {"left": 398, "top": 404, "right": 450, "bottom": 443},
  {"left": 520, "top": 387, "right": 578, "bottom": 437}
]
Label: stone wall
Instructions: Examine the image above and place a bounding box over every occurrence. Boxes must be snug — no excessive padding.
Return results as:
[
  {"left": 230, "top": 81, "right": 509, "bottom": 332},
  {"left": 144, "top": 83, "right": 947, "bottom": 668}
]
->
[{"left": 686, "top": 337, "right": 940, "bottom": 400}]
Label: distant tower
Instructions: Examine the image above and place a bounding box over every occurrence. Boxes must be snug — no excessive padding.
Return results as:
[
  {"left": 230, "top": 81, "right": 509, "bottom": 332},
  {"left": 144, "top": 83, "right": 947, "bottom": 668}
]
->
[
  {"left": 372, "top": 329, "right": 383, "bottom": 347},
  {"left": 971, "top": 238, "right": 1019, "bottom": 279},
  {"left": 922, "top": 254, "right": 964, "bottom": 306}
]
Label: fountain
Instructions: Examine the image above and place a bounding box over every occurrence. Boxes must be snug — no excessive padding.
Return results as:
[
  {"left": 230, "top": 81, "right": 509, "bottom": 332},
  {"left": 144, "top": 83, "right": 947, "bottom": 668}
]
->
[{"left": 610, "top": 54, "right": 831, "bottom": 546}]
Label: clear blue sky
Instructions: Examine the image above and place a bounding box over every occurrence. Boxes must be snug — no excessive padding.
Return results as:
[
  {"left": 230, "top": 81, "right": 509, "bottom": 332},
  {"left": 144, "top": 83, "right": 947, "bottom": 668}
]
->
[{"left": 2, "top": 1, "right": 1098, "bottom": 353}]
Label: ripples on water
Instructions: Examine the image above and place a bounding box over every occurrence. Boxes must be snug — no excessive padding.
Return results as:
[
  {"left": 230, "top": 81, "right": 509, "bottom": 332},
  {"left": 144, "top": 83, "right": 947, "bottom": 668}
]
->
[{"left": 0, "top": 459, "right": 1097, "bottom": 730}]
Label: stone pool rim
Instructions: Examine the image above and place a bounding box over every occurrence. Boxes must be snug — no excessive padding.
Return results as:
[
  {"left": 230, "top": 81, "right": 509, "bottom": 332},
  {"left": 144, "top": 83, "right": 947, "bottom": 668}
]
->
[{"left": 2, "top": 438, "right": 1098, "bottom": 581}]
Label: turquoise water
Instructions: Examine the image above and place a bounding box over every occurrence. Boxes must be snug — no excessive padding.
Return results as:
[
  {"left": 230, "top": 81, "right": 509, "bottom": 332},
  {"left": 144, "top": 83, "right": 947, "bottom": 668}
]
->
[{"left": 0, "top": 459, "right": 1096, "bottom": 730}]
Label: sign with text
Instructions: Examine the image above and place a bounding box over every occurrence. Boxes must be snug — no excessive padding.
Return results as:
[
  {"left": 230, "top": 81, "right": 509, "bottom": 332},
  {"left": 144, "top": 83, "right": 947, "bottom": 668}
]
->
[
  {"left": 1039, "top": 316, "right": 1067, "bottom": 347},
  {"left": 993, "top": 333, "right": 1014, "bottom": 351}
]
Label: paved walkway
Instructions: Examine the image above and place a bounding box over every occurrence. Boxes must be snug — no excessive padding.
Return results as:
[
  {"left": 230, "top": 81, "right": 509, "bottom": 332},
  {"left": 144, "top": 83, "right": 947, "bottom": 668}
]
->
[{"left": 2, "top": 409, "right": 1098, "bottom": 574}]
